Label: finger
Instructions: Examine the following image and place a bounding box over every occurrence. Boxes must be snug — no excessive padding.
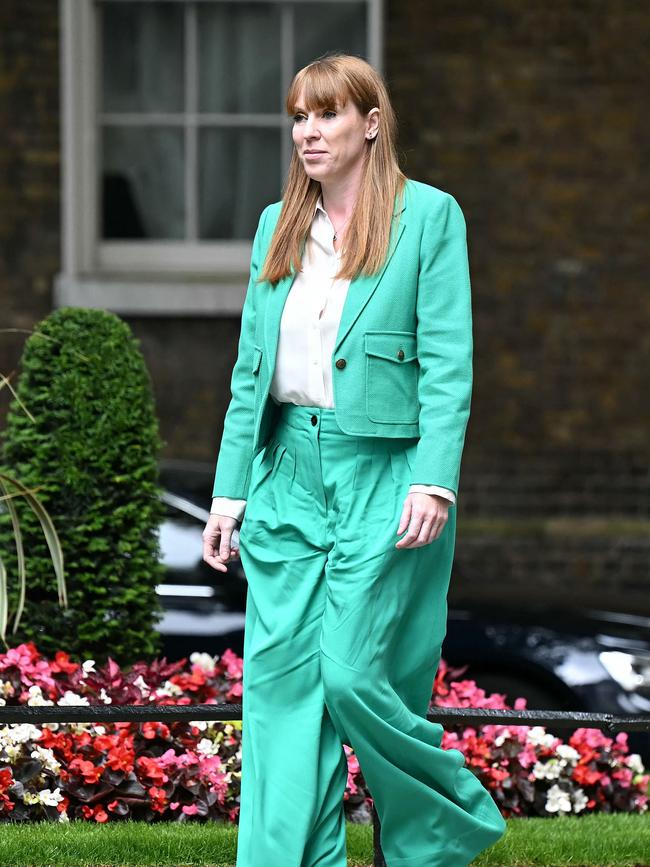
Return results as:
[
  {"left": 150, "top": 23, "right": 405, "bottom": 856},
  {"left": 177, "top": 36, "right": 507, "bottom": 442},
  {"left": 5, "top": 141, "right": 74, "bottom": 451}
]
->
[
  {"left": 202, "top": 534, "right": 220, "bottom": 561},
  {"left": 408, "top": 514, "right": 433, "bottom": 546},
  {"left": 432, "top": 508, "right": 450, "bottom": 540},
  {"left": 219, "top": 529, "right": 232, "bottom": 560},
  {"left": 397, "top": 499, "right": 412, "bottom": 535},
  {"left": 202, "top": 550, "right": 228, "bottom": 573},
  {"left": 396, "top": 514, "right": 424, "bottom": 548},
  {"left": 407, "top": 516, "right": 434, "bottom": 548},
  {"left": 202, "top": 531, "right": 229, "bottom": 572}
]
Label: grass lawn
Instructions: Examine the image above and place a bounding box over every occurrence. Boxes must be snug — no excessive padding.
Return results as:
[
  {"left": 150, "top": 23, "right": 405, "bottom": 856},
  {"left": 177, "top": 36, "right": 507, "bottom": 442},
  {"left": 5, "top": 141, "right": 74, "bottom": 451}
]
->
[{"left": 0, "top": 814, "right": 647, "bottom": 866}]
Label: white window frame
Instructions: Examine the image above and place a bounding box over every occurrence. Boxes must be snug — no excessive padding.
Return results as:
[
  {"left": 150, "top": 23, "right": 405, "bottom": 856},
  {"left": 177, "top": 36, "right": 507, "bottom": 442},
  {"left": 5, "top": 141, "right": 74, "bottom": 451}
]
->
[{"left": 55, "top": 0, "right": 384, "bottom": 316}]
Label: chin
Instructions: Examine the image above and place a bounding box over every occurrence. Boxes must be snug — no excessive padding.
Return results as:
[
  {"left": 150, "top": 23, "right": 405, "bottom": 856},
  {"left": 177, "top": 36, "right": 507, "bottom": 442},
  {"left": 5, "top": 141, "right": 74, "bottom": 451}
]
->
[{"left": 304, "top": 161, "right": 333, "bottom": 176}]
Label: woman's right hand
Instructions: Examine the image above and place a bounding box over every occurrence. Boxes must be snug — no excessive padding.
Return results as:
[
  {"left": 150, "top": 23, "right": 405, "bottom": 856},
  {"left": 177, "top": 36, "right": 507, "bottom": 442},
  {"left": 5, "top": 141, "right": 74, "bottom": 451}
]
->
[{"left": 202, "top": 514, "right": 241, "bottom": 573}]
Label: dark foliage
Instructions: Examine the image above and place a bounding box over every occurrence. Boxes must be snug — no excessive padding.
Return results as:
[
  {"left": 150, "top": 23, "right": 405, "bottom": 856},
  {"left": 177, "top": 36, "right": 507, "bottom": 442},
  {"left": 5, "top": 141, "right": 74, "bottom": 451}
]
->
[{"left": 0, "top": 307, "right": 166, "bottom": 663}]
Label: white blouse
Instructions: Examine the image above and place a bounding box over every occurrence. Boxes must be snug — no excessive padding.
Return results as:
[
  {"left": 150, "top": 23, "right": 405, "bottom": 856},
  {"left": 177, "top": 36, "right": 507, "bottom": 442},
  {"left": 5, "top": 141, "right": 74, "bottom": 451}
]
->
[{"left": 211, "top": 196, "right": 456, "bottom": 521}]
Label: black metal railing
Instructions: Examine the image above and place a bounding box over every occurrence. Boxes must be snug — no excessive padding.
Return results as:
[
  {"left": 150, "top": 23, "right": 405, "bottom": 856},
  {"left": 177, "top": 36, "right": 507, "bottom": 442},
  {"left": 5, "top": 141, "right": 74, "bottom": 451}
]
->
[{"left": 1, "top": 704, "right": 648, "bottom": 867}]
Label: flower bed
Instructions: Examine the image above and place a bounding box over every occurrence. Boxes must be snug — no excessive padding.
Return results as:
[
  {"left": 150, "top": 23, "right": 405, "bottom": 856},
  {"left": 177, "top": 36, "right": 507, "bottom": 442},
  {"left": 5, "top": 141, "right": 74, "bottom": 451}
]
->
[{"left": 0, "top": 644, "right": 646, "bottom": 823}]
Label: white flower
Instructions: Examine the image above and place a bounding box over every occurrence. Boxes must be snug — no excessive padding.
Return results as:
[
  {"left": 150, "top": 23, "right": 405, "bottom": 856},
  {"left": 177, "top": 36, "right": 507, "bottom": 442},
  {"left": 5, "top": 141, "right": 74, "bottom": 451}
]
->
[
  {"left": 67, "top": 723, "right": 93, "bottom": 735},
  {"left": 99, "top": 688, "right": 112, "bottom": 705},
  {"left": 27, "top": 685, "right": 54, "bottom": 707},
  {"left": 494, "top": 728, "right": 512, "bottom": 747},
  {"left": 0, "top": 698, "right": 6, "bottom": 707},
  {"left": 30, "top": 746, "right": 61, "bottom": 774},
  {"left": 190, "top": 652, "right": 217, "bottom": 672},
  {"left": 189, "top": 720, "right": 209, "bottom": 731},
  {"left": 156, "top": 680, "right": 183, "bottom": 698},
  {"left": 627, "top": 753, "right": 645, "bottom": 775},
  {"left": 527, "top": 726, "right": 557, "bottom": 749},
  {"left": 58, "top": 810, "right": 70, "bottom": 823},
  {"left": 0, "top": 681, "right": 14, "bottom": 698},
  {"left": 57, "top": 691, "right": 89, "bottom": 707},
  {"left": 37, "top": 787, "right": 64, "bottom": 807},
  {"left": 93, "top": 725, "right": 106, "bottom": 736},
  {"left": 5, "top": 723, "right": 42, "bottom": 744},
  {"left": 133, "top": 675, "right": 151, "bottom": 696},
  {"left": 556, "top": 744, "right": 580, "bottom": 763},
  {"left": 533, "top": 759, "right": 562, "bottom": 780},
  {"left": 5, "top": 744, "right": 23, "bottom": 761},
  {"left": 572, "top": 787, "right": 588, "bottom": 813},
  {"left": 82, "top": 660, "right": 96, "bottom": 675},
  {"left": 545, "top": 783, "right": 572, "bottom": 813},
  {"left": 196, "top": 737, "right": 220, "bottom": 757}
]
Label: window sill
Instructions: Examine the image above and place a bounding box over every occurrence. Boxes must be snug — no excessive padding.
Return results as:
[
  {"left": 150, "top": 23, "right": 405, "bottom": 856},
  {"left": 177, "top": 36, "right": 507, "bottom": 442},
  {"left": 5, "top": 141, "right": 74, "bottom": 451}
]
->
[{"left": 53, "top": 273, "right": 247, "bottom": 317}]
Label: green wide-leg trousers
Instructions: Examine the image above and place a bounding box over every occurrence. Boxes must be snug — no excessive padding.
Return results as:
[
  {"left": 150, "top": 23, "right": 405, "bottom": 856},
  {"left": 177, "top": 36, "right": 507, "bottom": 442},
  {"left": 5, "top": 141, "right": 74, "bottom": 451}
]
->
[{"left": 236, "top": 403, "right": 506, "bottom": 867}]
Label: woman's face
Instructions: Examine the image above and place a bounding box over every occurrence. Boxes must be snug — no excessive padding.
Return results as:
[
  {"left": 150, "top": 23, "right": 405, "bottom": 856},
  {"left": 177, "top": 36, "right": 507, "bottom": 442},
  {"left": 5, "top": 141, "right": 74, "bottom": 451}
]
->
[{"left": 291, "top": 86, "right": 379, "bottom": 184}]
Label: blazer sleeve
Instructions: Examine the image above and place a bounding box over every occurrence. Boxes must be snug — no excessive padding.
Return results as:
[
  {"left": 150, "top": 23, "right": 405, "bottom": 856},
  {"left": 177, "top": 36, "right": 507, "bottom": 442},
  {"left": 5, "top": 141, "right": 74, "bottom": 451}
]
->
[
  {"left": 211, "top": 206, "right": 269, "bottom": 500},
  {"left": 410, "top": 193, "right": 473, "bottom": 498}
]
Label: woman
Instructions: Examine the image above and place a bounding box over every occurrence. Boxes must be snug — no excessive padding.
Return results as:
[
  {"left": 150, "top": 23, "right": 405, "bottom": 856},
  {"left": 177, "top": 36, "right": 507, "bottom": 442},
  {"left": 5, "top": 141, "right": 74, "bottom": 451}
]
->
[{"left": 202, "top": 53, "right": 506, "bottom": 867}]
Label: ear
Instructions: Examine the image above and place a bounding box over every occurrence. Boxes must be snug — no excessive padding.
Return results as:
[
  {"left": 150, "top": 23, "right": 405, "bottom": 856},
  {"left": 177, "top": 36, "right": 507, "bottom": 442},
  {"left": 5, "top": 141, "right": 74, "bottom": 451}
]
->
[{"left": 366, "top": 107, "right": 380, "bottom": 138}]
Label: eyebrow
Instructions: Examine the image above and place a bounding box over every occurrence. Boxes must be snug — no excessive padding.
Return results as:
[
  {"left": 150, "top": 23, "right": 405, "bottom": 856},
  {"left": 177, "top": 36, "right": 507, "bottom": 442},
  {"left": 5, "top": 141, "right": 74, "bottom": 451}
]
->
[{"left": 292, "top": 103, "right": 338, "bottom": 114}]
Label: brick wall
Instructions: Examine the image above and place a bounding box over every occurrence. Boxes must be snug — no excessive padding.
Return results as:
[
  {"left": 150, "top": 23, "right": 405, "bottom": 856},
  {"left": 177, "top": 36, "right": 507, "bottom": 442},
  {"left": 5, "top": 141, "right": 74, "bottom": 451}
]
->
[
  {"left": 385, "top": 0, "right": 650, "bottom": 612},
  {"left": 1, "top": 1, "right": 648, "bottom": 613},
  {"left": 0, "top": 1, "right": 60, "bottom": 384}
]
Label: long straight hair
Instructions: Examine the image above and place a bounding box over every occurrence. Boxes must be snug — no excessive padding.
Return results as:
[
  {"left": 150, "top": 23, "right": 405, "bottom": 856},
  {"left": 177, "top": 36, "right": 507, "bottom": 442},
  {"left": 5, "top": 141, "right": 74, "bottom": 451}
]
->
[{"left": 258, "top": 53, "right": 407, "bottom": 286}]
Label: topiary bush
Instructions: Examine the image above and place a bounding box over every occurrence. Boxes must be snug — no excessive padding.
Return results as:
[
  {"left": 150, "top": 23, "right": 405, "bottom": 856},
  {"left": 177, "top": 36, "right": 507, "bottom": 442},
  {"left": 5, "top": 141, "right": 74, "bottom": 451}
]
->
[{"left": 0, "top": 306, "right": 166, "bottom": 664}]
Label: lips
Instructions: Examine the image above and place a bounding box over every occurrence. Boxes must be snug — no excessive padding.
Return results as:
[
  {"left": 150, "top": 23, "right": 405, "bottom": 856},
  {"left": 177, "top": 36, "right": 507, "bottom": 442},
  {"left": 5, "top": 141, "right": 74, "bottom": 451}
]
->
[{"left": 304, "top": 150, "right": 326, "bottom": 155}]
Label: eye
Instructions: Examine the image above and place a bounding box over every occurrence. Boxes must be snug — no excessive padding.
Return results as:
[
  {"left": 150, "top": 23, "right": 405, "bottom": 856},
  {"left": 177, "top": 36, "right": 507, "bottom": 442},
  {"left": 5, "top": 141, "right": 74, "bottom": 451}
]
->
[
  {"left": 323, "top": 109, "right": 336, "bottom": 118},
  {"left": 292, "top": 113, "right": 305, "bottom": 123}
]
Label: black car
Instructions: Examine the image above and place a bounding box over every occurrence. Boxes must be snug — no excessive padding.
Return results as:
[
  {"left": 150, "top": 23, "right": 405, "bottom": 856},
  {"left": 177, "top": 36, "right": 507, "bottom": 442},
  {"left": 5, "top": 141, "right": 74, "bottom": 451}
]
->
[{"left": 157, "top": 459, "right": 650, "bottom": 762}]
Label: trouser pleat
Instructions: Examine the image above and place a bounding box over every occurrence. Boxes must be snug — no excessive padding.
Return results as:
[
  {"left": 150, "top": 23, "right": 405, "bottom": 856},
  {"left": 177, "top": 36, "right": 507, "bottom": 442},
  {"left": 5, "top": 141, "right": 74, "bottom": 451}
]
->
[{"left": 235, "top": 404, "right": 506, "bottom": 866}]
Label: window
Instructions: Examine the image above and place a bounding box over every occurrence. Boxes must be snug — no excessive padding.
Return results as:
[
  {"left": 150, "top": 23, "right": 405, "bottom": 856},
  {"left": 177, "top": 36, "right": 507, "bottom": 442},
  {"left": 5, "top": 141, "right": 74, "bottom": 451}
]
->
[{"left": 56, "top": 0, "right": 383, "bottom": 315}]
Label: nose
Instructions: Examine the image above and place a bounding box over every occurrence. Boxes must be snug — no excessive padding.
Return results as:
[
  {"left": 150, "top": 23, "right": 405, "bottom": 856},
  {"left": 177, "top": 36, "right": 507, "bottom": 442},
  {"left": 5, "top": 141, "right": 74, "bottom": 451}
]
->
[{"left": 303, "top": 114, "right": 320, "bottom": 140}]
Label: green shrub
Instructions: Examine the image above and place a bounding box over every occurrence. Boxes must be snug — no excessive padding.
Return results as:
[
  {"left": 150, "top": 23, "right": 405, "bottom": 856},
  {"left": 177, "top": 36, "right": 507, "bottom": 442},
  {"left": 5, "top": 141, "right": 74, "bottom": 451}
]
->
[{"left": 0, "top": 307, "right": 166, "bottom": 664}]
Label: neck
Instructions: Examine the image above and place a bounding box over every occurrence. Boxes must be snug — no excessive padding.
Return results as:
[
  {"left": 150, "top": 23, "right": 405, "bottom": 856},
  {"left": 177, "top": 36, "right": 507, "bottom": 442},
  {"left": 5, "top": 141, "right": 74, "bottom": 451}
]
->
[{"left": 319, "top": 161, "right": 365, "bottom": 221}]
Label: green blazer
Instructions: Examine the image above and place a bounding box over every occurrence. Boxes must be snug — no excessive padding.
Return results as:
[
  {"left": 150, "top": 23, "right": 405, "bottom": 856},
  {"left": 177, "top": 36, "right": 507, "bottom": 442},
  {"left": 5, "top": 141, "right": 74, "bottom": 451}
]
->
[{"left": 212, "top": 177, "right": 473, "bottom": 501}]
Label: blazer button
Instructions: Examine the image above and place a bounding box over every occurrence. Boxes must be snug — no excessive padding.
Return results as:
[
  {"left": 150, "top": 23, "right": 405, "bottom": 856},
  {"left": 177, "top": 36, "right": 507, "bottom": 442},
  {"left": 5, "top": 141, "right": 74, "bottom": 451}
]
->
[
  {"left": 335, "top": 358, "right": 346, "bottom": 369},
  {"left": 397, "top": 349, "right": 405, "bottom": 360},
  {"left": 311, "top": 415, "right": 318, "bottom": 426}
]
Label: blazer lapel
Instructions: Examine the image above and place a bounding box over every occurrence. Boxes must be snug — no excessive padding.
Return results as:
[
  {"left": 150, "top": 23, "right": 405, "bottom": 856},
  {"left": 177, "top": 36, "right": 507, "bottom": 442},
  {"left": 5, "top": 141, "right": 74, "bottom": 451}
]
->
[
  {"left": 263, "top": 190, "right": 408, "bottom": 374},
  {"left": 263, "top": 266, "right": 297, "bottom": 379},
  {"left": 333, "top": 208, "right": 406, "bottom": 353}
]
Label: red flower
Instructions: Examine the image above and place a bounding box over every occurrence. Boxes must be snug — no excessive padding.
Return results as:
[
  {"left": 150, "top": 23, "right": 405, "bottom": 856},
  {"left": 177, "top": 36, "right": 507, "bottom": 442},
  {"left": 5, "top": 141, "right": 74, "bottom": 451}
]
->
[
  {"left": 68, "top": 757, "right": 103, "bottom": 785},
  {"left": 142, "top": 720, "right": 170, "bottom": 740},
  {"left": 106, "top": 745, "right": 136, "bottom": 774},
  {"left": 572, "top": 764, "right": 602, "bottom": 787},
  {"left": 149, "top": 786, "right": 168, "bottom": 813},
  {"left": 137, "top": 755, "right": 168, "bottom": 787},
  {"left": 0, "top": 768, "right": 14, "bottom": 792},
  {"left": 81, "top": 804, "right": 109, "bottom": 823},
  {"left": 51, "top": 651, "right": 79, "bottom": 675}
]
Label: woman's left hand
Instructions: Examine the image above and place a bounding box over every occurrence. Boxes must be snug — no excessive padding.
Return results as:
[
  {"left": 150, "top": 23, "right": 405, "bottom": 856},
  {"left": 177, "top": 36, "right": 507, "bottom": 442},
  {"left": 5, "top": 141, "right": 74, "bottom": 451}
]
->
[{"left": 395, "top": 493, "right": 450, "bottom": 548}]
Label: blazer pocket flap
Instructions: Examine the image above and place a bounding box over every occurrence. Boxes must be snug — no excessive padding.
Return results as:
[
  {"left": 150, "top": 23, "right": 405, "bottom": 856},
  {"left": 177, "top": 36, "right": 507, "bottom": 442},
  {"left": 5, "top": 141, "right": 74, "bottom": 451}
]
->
[
  {"left": 252, "top": 345, "right": 263, "bottom": 374},
  {"left": 364, "top": 331, "right": 418, "bottom": 363}
]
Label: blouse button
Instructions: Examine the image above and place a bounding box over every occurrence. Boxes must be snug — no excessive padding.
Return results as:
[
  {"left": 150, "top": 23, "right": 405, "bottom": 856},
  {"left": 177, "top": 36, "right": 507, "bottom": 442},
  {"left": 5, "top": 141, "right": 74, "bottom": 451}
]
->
[
  {"left": 335, "top": 358, "right": 346, "bottom": 369},
  {"left": 397, "top": 349, "right": 405, "bottom": 360}
]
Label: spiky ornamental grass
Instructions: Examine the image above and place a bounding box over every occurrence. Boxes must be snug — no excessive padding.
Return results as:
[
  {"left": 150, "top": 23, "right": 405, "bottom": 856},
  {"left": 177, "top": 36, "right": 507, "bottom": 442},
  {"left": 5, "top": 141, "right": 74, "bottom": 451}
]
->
[{"left": 0, "top": 307, "right": 166, "bottom": 664}]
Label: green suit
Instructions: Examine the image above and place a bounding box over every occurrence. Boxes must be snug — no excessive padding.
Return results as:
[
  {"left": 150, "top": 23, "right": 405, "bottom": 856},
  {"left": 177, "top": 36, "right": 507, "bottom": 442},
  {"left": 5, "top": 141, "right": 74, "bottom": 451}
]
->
[
  {"left": 212, "top": 178, "right": 473, "bottom": 502},
  {"left": 213, "top": 179, "right": 506, "bottom": 866}
]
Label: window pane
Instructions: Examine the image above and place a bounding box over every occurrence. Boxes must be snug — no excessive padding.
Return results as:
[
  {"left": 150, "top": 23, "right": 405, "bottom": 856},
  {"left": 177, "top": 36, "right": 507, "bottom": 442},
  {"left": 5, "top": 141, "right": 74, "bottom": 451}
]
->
[
  {"left": 294, "top": 2, "right": 367, "bottom": 70},
  {"left": 101, "top": 127, "right": 185, "bottom": 240},
  {"left": 101, "top": 3, "right": 184, "bottom": 113},
  {"left": 198, "top": 3, "right": 282, "bottom": 114},
  {"left": 199, "top": 127, "right": 281, "bottom": 239}
]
